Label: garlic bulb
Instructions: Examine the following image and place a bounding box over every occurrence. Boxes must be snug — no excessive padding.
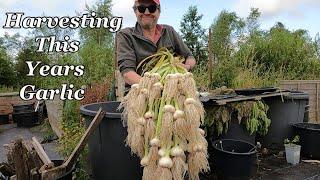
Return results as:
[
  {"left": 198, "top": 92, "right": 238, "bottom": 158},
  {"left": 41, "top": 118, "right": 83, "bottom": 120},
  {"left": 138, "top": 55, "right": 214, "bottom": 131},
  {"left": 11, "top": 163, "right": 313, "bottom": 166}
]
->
[{"left": 159, "top": 156, "right": 173, "bottom": 168}]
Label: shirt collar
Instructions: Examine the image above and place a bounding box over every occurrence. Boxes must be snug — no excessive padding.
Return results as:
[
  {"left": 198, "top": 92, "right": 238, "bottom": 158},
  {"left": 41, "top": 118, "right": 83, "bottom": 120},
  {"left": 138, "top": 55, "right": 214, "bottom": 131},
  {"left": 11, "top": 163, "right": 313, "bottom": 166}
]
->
[{"left": 132, "top": 22, "right": 164, "bottom": 39}]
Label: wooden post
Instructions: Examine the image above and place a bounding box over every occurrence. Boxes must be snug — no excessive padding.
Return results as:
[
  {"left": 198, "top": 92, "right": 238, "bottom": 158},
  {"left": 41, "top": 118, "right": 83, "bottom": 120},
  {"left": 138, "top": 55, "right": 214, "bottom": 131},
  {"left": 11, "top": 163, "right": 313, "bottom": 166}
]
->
[
  {"left": 45, "top": 95, "right": 64, "bottom": 138},
  {"left": 32, "top": 137, "right": 54, "bottom": 170},
  {"left": 12, "top": 139, "right": 29, "bottom": 179},
  {"left": 317, "top": 83, "right": 319, "bottom": 122},
  {"left": 41, "top": 108, "right": 105, "bottom": 179},
  {"left": 208, "top": 29, "right": 213, "bottom": 87},
  {"left": 114, "top": 32, "right": 118, "bottom": 80}
]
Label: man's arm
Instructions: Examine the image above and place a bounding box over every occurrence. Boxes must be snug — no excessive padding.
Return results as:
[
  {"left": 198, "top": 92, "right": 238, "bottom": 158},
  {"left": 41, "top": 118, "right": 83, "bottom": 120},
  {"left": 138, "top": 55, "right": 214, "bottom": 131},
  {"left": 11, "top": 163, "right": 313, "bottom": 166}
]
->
[
  {"left": 116, "top": 30, "right": 141, "bottom": 85},
  {"left": 123, "top": 71, "right": 142, "bottom": 85}
]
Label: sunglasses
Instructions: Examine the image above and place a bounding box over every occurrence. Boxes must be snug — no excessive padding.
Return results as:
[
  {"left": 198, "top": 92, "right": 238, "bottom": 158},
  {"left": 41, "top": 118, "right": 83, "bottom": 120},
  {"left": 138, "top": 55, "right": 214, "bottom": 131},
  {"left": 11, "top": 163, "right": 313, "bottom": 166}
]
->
[{"left": 134, "top": 5, "right": 159, "bottom": 14}]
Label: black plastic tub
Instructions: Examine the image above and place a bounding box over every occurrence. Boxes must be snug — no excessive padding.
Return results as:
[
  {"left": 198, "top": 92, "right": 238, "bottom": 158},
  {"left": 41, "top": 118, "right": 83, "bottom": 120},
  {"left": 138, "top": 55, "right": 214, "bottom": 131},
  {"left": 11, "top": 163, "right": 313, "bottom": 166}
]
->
[
  {"left": 12, "top": 103, "right": 34, "bottom": 113},
  {"left": 0, "top": 114, "right": 9, "bottom": 125},
  {"left": 261, "top": 91, "right": 308, "bottom": 149},
  {"left": 292, "top": 123, "right": 320, "bottom": 159},
  {"left": 80, "top": 101, "right": 142, "bottom": 180},
  {"left": 13, "top": 112, "right": 38, "bottom": 127},
  {"left": 212, "top": 139, "right": 257, "bottom": 180}
]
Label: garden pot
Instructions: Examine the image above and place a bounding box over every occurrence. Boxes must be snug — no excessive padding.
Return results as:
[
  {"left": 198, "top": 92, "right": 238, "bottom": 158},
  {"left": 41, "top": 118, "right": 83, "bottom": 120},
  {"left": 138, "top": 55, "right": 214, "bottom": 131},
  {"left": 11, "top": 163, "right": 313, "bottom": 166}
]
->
[
  {"left": 292, "top": 123, "right": 320, "bottom": 159},
  {"left": 261, "top": 91, "right": 308, "bottom": 149},
  {"left": 212, "top": 139, "right": 257, "bottom": 180},
  {"left": 80, "top": 101, "right": 142, "bottom": 180},
  {"left": 284, "top": 144, "right": 301, "bottom": 165}
]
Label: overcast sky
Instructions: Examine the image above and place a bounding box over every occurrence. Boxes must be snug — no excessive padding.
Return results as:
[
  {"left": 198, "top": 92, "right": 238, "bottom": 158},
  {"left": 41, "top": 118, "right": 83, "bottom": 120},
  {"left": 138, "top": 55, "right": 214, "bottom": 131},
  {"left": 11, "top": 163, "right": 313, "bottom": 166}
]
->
[{"left": 0, "top": 0, "right": 319, "bottom": 38}]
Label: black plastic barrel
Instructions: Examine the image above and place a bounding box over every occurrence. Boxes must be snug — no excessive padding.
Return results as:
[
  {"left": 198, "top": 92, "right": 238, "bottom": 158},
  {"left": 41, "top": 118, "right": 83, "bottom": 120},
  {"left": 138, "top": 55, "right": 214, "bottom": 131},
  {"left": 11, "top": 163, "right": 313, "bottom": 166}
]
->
[
  {"left": 212, "top": 139, "right": 257, "bottom": 180},
  {"left": 261, "top": 91, "right": 309, "bottom": 149},
  {"left": 80, "top": 101, "right": 142, "bottom": 180},
  {"left": 12, "top": 103, "right": 34, "bottom": 113},
  {"left": 13, "top": 112, "right": 38, "bottom": 127},
  {"left": 0, "top": 114, "right": 9, "bottom": 125},
  {"left": 292, "top": 123, "right": 320, "bottom": 159}
]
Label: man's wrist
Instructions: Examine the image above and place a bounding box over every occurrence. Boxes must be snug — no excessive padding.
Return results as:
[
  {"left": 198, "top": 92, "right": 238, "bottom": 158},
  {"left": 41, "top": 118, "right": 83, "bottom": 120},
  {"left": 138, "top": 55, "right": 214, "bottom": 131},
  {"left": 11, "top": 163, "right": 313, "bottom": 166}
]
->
[
  {"left": 187, "top": 64, "right": 192, "bottom": 71},
  {"left": 186, "top": 64, "right": 193, "bottom": 71}
]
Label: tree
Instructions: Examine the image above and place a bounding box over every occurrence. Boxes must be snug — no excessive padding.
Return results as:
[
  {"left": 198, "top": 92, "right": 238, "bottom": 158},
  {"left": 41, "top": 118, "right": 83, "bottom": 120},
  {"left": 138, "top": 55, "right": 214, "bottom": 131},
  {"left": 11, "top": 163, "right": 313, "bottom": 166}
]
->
[
  {"left": 0, "top": 48, "right": 16, "bottom": 86},
  {"left": 15, "top": 47, "right": 49, "bottom": 86},
  {"left": 78, "top": 0, "right": 115, "bottom": 84},
  {"left": 246, "top": 8, "right": 261, "bottom": 35},
  {"left": 30, "top": 14, "right": 76, "bottom": 64},
  {"left": 210, "top": 10, "right": 244, "bottom": 64},
  {"left": 79, "top": 0, "right": 113, "bottom": 46},
  {"left": 180, "top": 5, "right": 207, "bottom": 66}
]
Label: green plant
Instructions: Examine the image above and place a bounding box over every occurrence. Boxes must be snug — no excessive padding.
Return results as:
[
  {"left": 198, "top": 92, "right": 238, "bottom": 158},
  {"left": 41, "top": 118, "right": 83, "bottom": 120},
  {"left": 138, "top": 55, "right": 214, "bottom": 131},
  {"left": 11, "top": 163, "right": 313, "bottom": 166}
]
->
[
  {"left": 284, "top": 135, "right": 300, "bottom": 145},
  {"left": 246, "top": 101, "right": 271, "bottom": 135},
  {"left": 205, "top": 9, "right": 320, "bottom": 90},
  {"left": 58, "top": 100, "right": 89, "bottom": 179},
  {"left": 204, "top": 100, "right": 271, "bottom": 136}
]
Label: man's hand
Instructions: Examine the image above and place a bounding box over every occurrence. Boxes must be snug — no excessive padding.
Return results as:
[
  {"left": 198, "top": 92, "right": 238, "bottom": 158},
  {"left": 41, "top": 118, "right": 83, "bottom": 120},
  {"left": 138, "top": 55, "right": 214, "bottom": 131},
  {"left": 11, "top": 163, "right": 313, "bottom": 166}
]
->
[
  {"left": 182, "top": 64, "right": 192, "bottom": 71},
  {"left": 123, "top": 71, "right": 142, "bottom": 85},
  {"left": 183, "top": 56, "right": 196, "bottom": 71}
]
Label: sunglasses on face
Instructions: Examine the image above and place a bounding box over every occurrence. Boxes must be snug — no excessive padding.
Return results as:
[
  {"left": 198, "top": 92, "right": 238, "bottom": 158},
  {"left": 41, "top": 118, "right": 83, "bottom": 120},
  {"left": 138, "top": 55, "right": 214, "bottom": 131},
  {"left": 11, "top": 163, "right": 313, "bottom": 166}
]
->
[{"left": 134, "top": 5, "right": 159, "bottom": 13}]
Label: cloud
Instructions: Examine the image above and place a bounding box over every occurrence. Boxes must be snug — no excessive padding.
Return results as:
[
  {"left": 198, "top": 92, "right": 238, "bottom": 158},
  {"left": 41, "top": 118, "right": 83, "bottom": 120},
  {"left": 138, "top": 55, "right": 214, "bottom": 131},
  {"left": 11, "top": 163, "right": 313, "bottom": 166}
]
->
[
  {"left": 234, "top": 0, "right": 320, "bottom": 18},
  {"left": 77, "top": 0, "right": 96, "bottom": 12},
  {"left": 112, "top": 0, "right": 136, "bottom": 28},
  {"left": 0, "top": 0, "right": 19, "bottom": 10}
]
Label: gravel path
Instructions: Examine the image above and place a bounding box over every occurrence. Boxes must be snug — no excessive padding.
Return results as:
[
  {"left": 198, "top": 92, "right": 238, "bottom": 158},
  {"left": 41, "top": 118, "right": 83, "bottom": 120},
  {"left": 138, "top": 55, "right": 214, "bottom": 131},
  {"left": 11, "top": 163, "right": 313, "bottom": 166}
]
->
[{"left": 0, "top": 123, "right": 63, "bottom": 163}]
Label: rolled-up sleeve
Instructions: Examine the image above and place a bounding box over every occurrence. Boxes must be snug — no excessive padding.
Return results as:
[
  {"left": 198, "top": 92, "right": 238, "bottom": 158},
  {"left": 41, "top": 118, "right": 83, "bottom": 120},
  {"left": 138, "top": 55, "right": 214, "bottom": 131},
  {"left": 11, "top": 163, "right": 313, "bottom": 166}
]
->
[
  {"left": 169, "top": 26, "right": 194, "bottom": 60},
  {"left": 116, "top": 31, "right": 137, "bottom": 75}
]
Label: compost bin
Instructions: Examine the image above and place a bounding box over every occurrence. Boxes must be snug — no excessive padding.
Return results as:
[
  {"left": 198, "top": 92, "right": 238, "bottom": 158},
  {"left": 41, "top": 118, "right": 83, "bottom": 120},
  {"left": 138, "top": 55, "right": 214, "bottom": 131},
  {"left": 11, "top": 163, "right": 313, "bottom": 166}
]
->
[
  {"left": 261, "top": 91, "right": 309, "bottom": 149},
  {"left": 80, "top": 101, "right": 142, "bottom": 180}
]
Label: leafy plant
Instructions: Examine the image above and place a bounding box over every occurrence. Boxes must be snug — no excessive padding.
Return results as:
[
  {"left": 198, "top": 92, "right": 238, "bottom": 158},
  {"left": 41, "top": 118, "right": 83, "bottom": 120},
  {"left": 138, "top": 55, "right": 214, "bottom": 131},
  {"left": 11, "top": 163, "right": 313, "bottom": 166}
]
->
[
  {"left": 284, "top": 135, "right": 300, "bottom": 145},
  {"left": 245, "top": 101, "right": 271, "bottom": 135},
  {"left": 200, "top": 8, "right": 320, "bottom": 90},
  {"left": 204, "top": 99, "right": 271, "bottom": 136}
]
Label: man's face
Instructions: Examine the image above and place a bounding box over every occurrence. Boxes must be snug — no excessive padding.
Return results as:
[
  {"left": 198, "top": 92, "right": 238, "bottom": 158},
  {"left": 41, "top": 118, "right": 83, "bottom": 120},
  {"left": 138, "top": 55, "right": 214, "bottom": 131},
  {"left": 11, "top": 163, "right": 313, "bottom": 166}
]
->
[{"left": 134, "top": 0, "right": 160, "bottom": 30}]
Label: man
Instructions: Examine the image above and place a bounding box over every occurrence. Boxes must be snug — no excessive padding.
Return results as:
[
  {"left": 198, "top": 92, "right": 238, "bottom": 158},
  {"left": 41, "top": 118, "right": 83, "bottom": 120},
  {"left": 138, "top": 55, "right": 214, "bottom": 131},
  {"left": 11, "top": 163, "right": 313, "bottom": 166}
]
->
[{"left": 117, "top": 0, "right": 196, "bottom": 85}]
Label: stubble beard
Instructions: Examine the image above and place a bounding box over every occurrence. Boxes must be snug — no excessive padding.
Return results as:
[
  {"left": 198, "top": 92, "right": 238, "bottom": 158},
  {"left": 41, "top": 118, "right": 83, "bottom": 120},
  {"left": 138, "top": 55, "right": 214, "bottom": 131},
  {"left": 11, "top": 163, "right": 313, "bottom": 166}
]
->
[{"left": 139, "top": 17, "right": 157, "bottom": 30}]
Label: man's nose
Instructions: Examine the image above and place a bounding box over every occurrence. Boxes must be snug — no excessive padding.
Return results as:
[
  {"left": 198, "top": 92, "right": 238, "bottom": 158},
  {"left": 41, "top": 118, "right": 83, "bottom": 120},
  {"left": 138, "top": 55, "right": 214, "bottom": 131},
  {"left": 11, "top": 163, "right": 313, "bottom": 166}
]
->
[{"left": 144, "top": 8, "right": 151, "bottom": 15}]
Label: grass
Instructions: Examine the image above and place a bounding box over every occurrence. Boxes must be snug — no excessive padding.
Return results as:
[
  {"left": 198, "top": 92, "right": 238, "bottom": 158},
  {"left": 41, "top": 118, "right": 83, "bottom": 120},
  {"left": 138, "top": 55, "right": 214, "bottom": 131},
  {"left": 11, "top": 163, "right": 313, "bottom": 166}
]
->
[{"left": 0, "top": 86, "right": 18, "bottom": 93}]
